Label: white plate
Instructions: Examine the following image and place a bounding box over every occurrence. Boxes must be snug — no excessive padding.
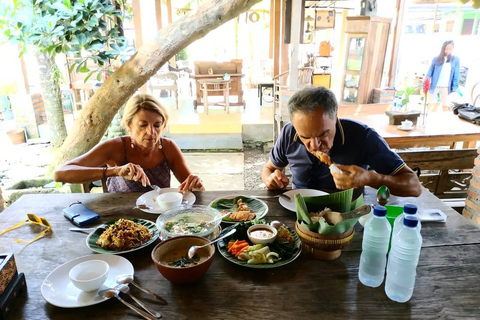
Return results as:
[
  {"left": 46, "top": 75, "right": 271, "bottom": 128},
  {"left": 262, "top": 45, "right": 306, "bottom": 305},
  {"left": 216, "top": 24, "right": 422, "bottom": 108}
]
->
[
  {"left": 41, "top": 254, "right": 134, "bottom": 308},
  {"left": 397, "top": 125, "right": 414, "bottom": 131},
  {"left": 136, "top": 189, "right": 196, "bottom": 214},
  {"left": 279, "top": 189, "right": 329, "bottom": 212},
  {"left": 208, "top": 195, "right": 269, "bottom": 224}
]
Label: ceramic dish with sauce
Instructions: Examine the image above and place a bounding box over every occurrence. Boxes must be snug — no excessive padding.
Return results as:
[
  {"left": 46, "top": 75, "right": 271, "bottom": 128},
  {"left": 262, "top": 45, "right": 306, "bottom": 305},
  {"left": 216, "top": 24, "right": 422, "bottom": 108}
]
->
[{"left": 247, "top": 224, "right": 277, "bottom": 245}]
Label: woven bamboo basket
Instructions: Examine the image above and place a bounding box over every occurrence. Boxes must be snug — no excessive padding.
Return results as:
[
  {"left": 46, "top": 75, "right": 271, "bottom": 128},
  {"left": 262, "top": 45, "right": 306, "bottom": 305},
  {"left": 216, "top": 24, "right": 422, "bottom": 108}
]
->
[{"left": 295, "top": 221, "right": 355, "bottom": 260}]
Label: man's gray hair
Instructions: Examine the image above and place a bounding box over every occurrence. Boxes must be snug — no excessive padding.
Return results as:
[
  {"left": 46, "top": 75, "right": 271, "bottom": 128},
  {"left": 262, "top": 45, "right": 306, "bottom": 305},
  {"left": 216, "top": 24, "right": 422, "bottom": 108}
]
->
[{"left": 288, "top": 86, "right": 338, "bottom": 119}]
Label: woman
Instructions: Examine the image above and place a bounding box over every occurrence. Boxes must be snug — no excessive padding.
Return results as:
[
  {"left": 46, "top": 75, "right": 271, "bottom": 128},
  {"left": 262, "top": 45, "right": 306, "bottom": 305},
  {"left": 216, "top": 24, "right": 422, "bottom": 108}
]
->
[
  {"left": 54, "top": 93, "right": 204, "bottom": 192},
  {"left": 425, "top": 40, "right": 460, "bottom": 109}
]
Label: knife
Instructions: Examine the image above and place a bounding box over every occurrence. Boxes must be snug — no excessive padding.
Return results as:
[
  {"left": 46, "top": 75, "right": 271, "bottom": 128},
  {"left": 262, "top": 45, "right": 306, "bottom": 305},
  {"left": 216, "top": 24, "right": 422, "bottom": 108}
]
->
[{"left": 252, "top": 194, "right": 292, "bottom": 201}]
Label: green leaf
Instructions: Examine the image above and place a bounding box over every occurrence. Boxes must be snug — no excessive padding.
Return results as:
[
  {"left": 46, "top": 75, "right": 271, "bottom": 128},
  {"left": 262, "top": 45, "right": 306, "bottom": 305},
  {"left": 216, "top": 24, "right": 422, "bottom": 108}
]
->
[
  {"left": 63, "top": 0, "right": 72, "bottom": 10},
  {"left": 397, "top": 90, "right": 405, "bottom": 96},
  {"left": 406, "top": 87, "right": 415, "bottom": 95}
]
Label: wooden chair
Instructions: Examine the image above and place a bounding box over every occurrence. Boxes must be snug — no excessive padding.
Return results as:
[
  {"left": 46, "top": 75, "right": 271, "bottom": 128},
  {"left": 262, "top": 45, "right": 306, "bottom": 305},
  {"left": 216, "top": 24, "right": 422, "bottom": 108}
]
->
[
  {"left": 397, "top": 148, "right": 477, "bottom": 209},
  {"left": 273, "top": 67, "right": 314, "bottom": 142},
  {"left": 148, "top": 72, "right": 179, "bottom": 109}
]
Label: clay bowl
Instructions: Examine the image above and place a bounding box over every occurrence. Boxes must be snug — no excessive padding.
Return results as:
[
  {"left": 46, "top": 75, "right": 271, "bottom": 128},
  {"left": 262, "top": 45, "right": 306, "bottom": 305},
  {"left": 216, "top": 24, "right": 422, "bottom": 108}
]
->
[
  {"left": 151, "top": 235, "right": 215, "bottom": 284},
  {"left": 295, "top": 221, "right": 355, "bottom": 260}
]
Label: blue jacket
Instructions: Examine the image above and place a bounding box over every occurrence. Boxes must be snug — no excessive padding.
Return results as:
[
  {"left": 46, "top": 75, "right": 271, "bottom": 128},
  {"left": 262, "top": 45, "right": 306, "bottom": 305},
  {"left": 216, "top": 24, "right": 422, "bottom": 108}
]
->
[{"left": 426, "top": 55, "right": 460, "bottom": 94}]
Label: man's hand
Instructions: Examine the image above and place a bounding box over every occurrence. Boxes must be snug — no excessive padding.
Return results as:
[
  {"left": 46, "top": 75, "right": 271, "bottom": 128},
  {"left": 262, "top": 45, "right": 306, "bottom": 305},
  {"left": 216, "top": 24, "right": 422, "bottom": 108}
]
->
[
  {"left": 331, "top": 164, "right": 368, "bottom": 190},
  {"left": 265, "top": 169, "right": 289, "bottom": 190}
]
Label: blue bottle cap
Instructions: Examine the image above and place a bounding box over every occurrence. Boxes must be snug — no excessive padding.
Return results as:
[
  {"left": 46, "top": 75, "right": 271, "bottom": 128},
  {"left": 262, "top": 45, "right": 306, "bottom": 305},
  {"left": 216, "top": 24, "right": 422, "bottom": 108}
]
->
[
  {"left": 403, "top": 215, "right": 418, "bottom": 227},
  {"left": 403, "top": 203, "right": 418, "bottom": 215},
  {"left": 373, "top": 205, "right": 387, "bottom": 217}
]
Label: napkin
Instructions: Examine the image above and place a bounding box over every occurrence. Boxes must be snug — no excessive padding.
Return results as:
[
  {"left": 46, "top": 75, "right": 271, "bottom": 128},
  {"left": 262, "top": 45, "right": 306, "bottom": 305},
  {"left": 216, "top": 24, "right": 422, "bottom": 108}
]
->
[{"left": 295, "top": 189, "right": 365, "bottom": 235}]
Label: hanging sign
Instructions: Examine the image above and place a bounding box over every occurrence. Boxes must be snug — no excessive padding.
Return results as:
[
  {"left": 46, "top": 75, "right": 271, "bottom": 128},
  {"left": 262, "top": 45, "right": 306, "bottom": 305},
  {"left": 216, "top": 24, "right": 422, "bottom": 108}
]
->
[{"left": 315, "top": 10, "right": 335, "bottom": 29}]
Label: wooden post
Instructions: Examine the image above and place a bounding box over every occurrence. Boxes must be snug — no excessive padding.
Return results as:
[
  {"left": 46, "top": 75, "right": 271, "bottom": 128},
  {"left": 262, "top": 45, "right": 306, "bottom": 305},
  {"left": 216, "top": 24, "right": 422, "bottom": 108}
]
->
[
  {"left": 289, "top": 0, "right": 302, "bottom": 90},
  {"left": 132, "top": 0, "right": 147, "bottom": 93},
  {"left": 388, "top": 0, "right": 406, "bottom": 88},
  {"left": 273, "top": 0, "right": 281, "bottom": 76}
]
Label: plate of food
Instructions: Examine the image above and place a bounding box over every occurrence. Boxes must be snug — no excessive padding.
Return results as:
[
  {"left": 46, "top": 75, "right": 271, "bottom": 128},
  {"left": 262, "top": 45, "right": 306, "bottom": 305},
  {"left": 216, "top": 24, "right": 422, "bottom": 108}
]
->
[
  {"left": 279, "top": 189, "right": 329, "bottom": 212},
  {"left": 86, "top": 218, "right": 159, "bottom": 254},
  {"left": 136, "top": 189, "right": 196, "bottom": 214},
  {"left": 217, "top": 220, "right": 301, "bottom": 268},
  {"left": 209, "top": 195, "right": 269, "bottom": 224}
]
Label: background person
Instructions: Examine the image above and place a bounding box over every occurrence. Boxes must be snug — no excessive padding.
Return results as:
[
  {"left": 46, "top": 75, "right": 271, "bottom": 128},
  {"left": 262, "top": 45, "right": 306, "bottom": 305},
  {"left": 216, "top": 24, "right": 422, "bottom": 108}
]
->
[
  {"left": 261, "top": 86, "right": 422, "bottom": 197},
  {"left": 425, "top": 40, "right": 460, "bottom": 110},
  {"left": 54, "top": 93, "right": 204, "bottom": 193}
]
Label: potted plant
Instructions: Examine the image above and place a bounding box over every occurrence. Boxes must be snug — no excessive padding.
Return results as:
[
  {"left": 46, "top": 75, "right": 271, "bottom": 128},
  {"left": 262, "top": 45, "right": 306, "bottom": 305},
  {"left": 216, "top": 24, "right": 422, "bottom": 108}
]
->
[{"left": 175, "top": 48, "right": 189, "bottom": 69}]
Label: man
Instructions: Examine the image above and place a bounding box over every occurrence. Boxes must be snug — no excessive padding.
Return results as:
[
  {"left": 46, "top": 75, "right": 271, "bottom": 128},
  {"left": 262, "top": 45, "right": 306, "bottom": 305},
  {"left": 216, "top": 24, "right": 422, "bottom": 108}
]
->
[{"left": 262, "top": 86, "right": 422, "bottom": 197}]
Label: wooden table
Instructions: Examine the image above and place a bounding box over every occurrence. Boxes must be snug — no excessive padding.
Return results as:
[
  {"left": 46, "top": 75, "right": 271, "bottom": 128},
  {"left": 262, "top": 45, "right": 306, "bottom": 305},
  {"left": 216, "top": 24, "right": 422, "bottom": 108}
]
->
[
  {"left": 352, "top": 112, "right": 480, "bottom": 149},
  {"left": 197, "top": 79, "right": 232, "bottom": 114},
  {"left": 2, "top": 188, "right": 480, "bottom": 319},
  {"left": 191, "top": 74, "right": 245, "bottom": 109}
]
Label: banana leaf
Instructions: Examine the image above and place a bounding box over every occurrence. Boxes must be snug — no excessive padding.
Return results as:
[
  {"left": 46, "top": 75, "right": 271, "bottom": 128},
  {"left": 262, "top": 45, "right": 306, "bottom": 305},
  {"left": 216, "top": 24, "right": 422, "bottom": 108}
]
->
[{"left": 295, "top": 189, "right": 365, "bottom": 235}]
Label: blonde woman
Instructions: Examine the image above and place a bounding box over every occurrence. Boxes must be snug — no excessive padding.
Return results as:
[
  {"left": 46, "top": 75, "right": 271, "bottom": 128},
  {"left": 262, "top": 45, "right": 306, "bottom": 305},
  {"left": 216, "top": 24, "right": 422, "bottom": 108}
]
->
[{"left": 54, "top": 93, "right": 204, "bottom": 192}]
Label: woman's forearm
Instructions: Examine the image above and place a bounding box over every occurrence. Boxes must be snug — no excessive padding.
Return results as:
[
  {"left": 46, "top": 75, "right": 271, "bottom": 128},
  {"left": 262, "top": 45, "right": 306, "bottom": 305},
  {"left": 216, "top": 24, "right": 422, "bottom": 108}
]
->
[{"left": 54, "top": 165, "right": 119, "bottom": 184}]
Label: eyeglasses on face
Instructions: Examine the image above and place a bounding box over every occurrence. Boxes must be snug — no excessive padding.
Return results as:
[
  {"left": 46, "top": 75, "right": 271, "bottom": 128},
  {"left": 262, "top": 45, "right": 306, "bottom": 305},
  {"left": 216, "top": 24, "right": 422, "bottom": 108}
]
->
[{"left": 0, "top": 213, "right": 52, "bottom": 244}]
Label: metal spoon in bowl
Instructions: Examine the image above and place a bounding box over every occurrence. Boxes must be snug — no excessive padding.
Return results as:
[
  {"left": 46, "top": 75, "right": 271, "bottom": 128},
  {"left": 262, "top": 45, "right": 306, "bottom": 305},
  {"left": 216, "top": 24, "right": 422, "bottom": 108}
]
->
[
  {"left": 187, "top": 228, "right": 237, "bottom": 259},
  {"left": 117, "top": 284, "right": 161, "bottom": 318},
  {"left": 98, "top": 288, "right": 157, "bottom": 320},
  {"left": 377, "top": 185, "right": 391, "bottom": 206},
  {"left": 116, "top": 274, "right": 167, "bottom": 305}
]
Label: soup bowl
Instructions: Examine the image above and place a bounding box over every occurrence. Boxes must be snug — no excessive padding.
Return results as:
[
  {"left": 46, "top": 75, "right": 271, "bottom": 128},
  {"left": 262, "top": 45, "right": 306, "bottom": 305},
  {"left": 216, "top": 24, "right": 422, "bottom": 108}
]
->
[
  {"left": 151, "top": 235, "right": 215, "bottom": 284},
  {"left": 68, "top": 260, "right": 109, "bottom": 292},
  {"left": 156, "top": 205, "right": 222, "bottom": 239}
]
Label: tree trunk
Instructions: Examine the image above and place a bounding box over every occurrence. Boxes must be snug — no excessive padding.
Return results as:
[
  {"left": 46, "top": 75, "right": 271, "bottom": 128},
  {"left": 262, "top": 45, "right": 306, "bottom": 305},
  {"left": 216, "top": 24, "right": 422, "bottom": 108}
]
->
[
  {"left": 37, "top": 53, "right": 67, "bottom": 147},
  {"left": 50, "top": 0, "right": 261, "bottom": 174}
]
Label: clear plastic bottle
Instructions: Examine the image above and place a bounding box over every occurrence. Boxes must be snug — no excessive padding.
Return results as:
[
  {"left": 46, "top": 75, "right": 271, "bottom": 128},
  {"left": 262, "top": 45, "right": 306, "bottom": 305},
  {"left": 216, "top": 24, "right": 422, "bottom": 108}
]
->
[
  {"left": 392, "top": 204, "right": 421, "bottom": 243},
  {"left": 385, "top": 215, "right": 423, "bottom": 302},
  {"left": 358, "top": 205, "right": 391, "bottom": 288}
]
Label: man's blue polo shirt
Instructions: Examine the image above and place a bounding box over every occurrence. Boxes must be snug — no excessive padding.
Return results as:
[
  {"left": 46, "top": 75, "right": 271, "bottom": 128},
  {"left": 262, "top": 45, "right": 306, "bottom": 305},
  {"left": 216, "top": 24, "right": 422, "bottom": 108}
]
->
[{"left": 269, "top": 118, "right": 405, "bottom": 190}]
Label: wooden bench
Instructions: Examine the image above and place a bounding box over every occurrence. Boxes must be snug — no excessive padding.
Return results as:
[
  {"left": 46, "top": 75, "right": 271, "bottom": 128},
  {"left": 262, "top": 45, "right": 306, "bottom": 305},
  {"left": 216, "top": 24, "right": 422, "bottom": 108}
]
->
[{"left": 397, "top": 148, "right": 478, "bottom": 210}]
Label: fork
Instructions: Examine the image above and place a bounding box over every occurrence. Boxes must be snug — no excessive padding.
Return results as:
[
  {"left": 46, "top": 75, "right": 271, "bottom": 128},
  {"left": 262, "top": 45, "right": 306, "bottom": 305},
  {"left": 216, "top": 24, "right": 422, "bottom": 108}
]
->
[{"left": 150, "top": 185, "right": 162, "bottom": 194}]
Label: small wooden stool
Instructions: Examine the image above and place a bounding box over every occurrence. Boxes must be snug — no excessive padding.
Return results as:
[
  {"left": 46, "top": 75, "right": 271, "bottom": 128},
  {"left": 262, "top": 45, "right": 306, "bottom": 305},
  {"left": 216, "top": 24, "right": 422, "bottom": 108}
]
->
[{"left": 197, "top": 79, "right": 232, "bottom": 114}]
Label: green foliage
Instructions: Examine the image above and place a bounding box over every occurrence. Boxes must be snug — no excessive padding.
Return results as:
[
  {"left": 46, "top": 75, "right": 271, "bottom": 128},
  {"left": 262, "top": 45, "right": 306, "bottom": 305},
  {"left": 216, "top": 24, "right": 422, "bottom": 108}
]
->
[
  {"left": 0, "top": 0, "right": 133, "bottom": 81},
  {"left": 397, "top": 86, "right": 416, "bottom": 107},
  {"left": 459, "top": 0, "right": 480, "bottom": 9},
  {"left": 175, "top": 47, "right": 188, "bottom": 61}
]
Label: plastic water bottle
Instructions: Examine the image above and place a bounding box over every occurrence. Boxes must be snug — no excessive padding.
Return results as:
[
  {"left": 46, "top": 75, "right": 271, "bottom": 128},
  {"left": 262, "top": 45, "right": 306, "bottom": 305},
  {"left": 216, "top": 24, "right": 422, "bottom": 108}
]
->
[
  {"left": 392, "top": 204, "right": 421, "bottom": 242},
  {"left": 385, "top": 216, "right": 423, "bottom": 302},
  {"left": 358, "top": 205, "right": 391, "bottom": 287}
]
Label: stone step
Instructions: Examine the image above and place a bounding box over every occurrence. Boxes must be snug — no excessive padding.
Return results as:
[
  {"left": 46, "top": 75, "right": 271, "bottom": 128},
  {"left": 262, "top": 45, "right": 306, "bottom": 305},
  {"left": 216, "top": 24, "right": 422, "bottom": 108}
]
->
[{"left": 168, "top": 133, "right": 243, "bottom": 150}]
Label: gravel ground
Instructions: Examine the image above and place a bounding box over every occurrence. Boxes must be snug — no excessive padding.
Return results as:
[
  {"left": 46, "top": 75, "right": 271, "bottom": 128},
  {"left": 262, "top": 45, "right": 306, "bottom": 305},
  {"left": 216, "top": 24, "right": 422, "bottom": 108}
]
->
[{"left": 243, "top": 147, "right": 269, "bottom": 190}]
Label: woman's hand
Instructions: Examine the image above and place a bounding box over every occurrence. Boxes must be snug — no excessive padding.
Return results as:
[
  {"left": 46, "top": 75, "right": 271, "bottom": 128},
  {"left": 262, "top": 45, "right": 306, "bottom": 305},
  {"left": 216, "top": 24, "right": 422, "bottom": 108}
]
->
[
  {"left": 179, "top": 174, "right": 205, "bottom": 192},
  {"left": 117, "top": 163, "right": 151, "bottom": 187}
]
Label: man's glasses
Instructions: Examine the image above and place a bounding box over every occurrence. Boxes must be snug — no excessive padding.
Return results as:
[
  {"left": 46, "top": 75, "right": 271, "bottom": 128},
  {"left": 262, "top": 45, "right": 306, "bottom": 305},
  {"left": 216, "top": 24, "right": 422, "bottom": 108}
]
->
[{"left": 0, "top": 213, "right": 52, "bottom": 244}]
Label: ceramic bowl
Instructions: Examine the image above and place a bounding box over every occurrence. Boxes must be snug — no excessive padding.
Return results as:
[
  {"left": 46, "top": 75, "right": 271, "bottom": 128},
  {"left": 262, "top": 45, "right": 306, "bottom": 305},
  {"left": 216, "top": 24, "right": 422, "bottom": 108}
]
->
[
  {"left": 151, "top": 235, "right": 215, "bottom": 284},
  {"left": 68, "top": 260, "right": 109, "bottom": 292},
  {"left": 247, "top": 224, "right": 278, "bottom": 245},
  {"left": 295, "top": 221, "right": 354, "bottom": 261},
  {"left": 156, "top": 205, "right": 222, "bottom": 239},
  {"left": 156, "top": 192, "right": 183, "bottom": 212}
]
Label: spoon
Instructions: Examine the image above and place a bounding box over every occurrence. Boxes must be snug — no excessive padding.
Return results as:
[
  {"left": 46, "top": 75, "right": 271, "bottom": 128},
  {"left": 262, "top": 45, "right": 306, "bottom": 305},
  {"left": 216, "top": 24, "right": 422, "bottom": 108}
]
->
[
  {"left": 377, "top": 185, "right": 391, "bottom": 206},
  {"left": 187, "top": 228, "right": 237, "bottom": 259},
  {"left": 69, "top": 227, "right": 97, "bottom": 233},
  {"left": 117, "top": 284, "right": 162, "bottom": 318},
  {"left": 150, "top": 185, "right": 162, "bottom": 194},
  {"left": 116, "top": 274, "right": 168, "bottom": 305},
  {"left": 98, "top": 288, "right": 157, "bottom": 320}
]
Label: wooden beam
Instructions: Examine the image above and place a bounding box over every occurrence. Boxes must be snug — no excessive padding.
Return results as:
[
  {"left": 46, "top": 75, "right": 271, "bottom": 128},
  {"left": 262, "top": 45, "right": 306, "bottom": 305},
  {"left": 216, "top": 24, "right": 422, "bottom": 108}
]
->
[
  {"left": 280, "top": 0, "right": 289, "bottom": 75},
  {"left": 166, "top": 0, "right": 173, "bottom": 24},
  {"left": 269, "top": 0, "right": 274, "bottom": 59},
  {"left": 388, "top": 0, "right": 406, "bottom": 88},
  {"left": 155, "top": 0, "right": 162, "bottom": 30}
]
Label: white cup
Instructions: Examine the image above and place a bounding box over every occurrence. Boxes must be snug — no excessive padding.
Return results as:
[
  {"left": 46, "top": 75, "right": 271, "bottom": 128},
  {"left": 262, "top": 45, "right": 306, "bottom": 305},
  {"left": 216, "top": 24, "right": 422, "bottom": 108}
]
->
[
  {"left": 69, "top": 260, "right": 109, "bottom": 292},
  {"left": 157, "top": 192, "right": 183, "bottom": 212},
  {"left": 401, "top": 119, "right": 413, "bottom": 129}
]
